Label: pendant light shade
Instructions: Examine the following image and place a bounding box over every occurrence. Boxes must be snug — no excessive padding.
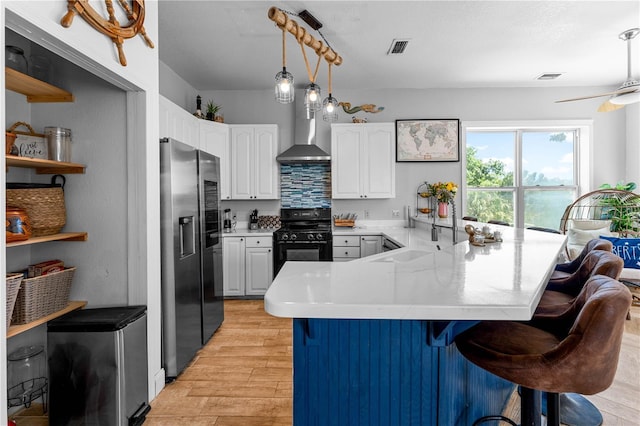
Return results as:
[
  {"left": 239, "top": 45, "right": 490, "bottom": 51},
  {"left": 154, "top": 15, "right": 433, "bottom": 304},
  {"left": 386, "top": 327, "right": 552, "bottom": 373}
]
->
[
  {"left": 275, "top": 67, "right": 294, "bottom": 103},
  {"left": 275, "top": 26, "right": 294, "bottom": 104},
  {"left": 304, "top": 82, "right": 322, "bottom": 112},
  {"left": 322, "top": 63, "right": 338, "bottom": 122},
  {"left": 322, "top": 94, "right": 339, "bottom": 122}
]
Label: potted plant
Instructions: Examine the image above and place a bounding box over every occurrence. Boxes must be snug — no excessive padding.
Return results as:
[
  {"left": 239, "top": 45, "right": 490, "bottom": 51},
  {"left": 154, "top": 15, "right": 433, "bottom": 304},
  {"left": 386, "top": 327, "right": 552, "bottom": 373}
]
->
[
  {"left": 595, "top": 182, "right": 640, "bottom": 235},
  {"left": 206, "top": 100, "right": 222, "bottom": 121}
]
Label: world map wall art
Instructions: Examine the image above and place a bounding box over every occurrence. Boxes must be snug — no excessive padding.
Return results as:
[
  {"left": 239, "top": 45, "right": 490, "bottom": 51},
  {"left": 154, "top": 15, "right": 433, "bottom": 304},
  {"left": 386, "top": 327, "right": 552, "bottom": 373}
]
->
[{"left": 395, "top": 119, "right": 460, "bottom": 162}]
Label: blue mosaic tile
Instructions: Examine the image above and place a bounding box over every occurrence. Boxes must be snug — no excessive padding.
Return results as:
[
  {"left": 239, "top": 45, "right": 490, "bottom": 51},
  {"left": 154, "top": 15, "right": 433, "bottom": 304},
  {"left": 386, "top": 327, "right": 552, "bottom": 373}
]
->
[{"left": 280, "top": 164, "right": 332, "bottom": 209}]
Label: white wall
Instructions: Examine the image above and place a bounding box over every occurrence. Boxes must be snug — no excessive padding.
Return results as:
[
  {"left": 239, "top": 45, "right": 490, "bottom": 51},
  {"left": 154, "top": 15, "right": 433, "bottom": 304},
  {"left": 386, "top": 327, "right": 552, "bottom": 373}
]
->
[
  {"left": 625, "top": 103, "right": 640, "bottom": 186},
  {"left": 190, "top": 85, "right": 631, "bottom": 220}
]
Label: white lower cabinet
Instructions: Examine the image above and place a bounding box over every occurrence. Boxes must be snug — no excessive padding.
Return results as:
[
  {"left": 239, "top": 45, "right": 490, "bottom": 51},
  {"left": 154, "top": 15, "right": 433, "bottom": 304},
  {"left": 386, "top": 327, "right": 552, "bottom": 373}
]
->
[
  {"left": 223, "top": 237, "right": 246, "bottom": 296},
  {"left": 333, "top": 235, "right": 383, "bottom": 261},
  {"left": 360, "top": 235, "right": 383, "bottom": 258},
  {"left": 223, "top": 236, "right": 273, "bottom": 296}
]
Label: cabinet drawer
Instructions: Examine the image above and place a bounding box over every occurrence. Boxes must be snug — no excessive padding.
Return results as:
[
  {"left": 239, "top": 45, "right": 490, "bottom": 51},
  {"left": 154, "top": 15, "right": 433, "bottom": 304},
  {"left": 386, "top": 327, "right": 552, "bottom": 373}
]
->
[
  {"left": 245, "top": 236, "right": 273, "bottom": 248},
  {"left": 333, "top": 247, "right": 360, "bottom": 259},
  {"left": 333, "top": 236, "right": 360, "bottom": 247}
]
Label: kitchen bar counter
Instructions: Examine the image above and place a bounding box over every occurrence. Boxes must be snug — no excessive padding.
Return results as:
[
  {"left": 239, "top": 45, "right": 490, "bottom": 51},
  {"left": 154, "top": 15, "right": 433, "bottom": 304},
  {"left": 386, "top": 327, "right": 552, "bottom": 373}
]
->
[
  {"left": 264, "top": 224, "right": 567, "bottom": 426},
  {"left": 265, "top": 225, "right": 566, "bottom": 321}
]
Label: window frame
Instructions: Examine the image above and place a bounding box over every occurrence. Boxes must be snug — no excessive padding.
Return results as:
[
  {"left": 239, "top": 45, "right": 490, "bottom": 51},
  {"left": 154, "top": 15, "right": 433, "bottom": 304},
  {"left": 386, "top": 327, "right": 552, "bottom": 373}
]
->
[{"left": 462, "top": 120, "right": 593, "bottom": 228}]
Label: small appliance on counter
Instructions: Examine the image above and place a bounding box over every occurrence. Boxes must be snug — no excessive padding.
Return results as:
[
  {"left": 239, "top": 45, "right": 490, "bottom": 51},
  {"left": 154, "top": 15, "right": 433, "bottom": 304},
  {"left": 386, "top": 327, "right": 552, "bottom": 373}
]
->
[
  {"left": 249, "top": 209, "right": 259, "bottom": 230},
  {"left": 223, "top": 208, "right": 232, "bottom": 232}
]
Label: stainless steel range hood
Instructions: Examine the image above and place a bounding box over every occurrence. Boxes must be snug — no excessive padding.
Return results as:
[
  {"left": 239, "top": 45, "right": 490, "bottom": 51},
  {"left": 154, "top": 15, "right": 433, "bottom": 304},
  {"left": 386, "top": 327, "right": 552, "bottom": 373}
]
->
[{"left": 277, "top": 100, "right": 330, "bottom": 163}]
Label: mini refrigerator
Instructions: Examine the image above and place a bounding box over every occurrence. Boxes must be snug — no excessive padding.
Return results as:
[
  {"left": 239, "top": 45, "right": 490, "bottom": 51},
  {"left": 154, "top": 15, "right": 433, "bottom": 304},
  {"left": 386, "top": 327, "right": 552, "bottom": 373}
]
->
[{"left": 47, "top": 306, "right": 150, "bottom": 425}]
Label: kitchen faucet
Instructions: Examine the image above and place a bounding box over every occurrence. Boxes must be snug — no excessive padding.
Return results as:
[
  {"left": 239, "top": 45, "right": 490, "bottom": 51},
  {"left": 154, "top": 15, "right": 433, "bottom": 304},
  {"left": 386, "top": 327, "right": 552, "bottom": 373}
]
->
[{"left": 431, "top": 201, "right": 459, "bottom": 245}]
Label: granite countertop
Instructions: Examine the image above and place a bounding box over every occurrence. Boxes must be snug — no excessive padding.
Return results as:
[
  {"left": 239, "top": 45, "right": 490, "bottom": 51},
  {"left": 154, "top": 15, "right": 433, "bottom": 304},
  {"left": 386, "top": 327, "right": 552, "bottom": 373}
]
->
[{"left": 264, "top": 224, "right": 567, "bottom": 321}]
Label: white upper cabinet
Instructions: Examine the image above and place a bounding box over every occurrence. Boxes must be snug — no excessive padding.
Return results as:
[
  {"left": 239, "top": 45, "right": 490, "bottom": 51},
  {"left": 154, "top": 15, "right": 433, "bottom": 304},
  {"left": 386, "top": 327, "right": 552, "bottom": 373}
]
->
[
  {"left": 200, "top": 120, "right": 231, "bottom": 200},
  {"left": 159, "top": 95, "right": 200, "bottom": 148},
  {"left": 331, "top": 123, "right": 396, "bottom": 199},
  {"left": 230, "top": 125, "right": 279, "bottom": 200}
]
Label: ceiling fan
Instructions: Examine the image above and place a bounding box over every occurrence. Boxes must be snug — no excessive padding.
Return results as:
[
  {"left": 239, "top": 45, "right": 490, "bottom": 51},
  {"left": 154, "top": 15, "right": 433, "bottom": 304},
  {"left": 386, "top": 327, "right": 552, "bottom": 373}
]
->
[{"left": 556, "top": 28, "right": 639, "bottom": 112}]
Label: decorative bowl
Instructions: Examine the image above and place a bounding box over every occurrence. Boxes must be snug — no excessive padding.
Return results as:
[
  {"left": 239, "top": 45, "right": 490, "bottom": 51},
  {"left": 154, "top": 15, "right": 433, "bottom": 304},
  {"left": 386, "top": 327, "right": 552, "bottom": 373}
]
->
[{"left": 419, "top": 208, "right": 432, "bottom": 214}]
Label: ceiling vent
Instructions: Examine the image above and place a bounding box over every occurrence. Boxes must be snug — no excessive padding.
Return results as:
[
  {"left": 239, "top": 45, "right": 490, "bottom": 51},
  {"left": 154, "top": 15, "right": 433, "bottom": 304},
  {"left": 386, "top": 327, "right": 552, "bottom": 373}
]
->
[
  {"left": 536, "top": 72, "right": 564, "bottom": 80},
  {"left": 387, "top": 39, "right": 410, "bottom": 55}
]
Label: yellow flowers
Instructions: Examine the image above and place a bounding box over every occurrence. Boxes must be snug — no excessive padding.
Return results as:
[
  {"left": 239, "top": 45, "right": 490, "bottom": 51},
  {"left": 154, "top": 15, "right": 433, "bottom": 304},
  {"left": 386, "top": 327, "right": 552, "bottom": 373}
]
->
[{"left": 428, "top": 181, "right": 458, "bottom": 203}]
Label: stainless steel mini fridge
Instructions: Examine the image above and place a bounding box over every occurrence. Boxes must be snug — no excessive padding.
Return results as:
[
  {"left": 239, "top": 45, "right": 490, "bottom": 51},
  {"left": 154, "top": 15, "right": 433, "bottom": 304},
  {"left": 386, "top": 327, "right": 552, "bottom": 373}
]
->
[{"left": 47, "top": 306, "right": 149, "bottom": 426}]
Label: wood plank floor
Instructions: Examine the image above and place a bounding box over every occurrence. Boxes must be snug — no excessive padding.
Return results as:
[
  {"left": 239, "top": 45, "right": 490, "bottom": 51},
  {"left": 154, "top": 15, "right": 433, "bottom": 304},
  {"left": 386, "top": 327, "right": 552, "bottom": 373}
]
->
[
  {"left": 146, "top": 298, "right": 640, "bottom": 426},
  {"left": 146, "top": 300, "right": 293, "bottom": 426}
]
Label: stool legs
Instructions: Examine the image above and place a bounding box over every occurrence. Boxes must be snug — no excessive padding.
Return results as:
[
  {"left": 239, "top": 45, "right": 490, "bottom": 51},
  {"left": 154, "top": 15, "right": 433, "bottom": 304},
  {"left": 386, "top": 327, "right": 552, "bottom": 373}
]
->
[
  {"left": 547, "top": 392, "right": 560, "bottom": 426},
  {"left": 520, "top": 387, "right": 542, "bottom": 426}
]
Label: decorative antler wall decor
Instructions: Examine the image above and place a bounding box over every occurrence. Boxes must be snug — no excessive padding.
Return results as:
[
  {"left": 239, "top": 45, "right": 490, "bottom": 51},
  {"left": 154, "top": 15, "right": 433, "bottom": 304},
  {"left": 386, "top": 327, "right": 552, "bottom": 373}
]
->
[
  {"left": 338, "top": 102, "right": 385, "bottom": 114},
  {"left": 61, "top": 0, "right": 154, "bottom": 66}
]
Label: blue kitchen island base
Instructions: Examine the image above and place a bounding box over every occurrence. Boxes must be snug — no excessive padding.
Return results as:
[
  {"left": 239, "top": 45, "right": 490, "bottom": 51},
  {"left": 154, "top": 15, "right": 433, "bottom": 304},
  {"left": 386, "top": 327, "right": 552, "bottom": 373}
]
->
[{"left": 293, "top": 318, "right": 514, "bottom": 426}]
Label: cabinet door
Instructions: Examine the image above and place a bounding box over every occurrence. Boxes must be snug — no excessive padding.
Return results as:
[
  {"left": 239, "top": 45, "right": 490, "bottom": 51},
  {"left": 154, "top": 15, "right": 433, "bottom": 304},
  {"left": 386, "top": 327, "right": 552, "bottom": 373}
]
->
[
  {"left": 363, "top": 124, "right": 396, "bottom": 198},
  {"left": 254, "top": 125, "right": 279, "bottom": 199},
  {"left": 200, "top": 121, "right": 231, "bottom": 200},
  {"left": 230, "top": 126, "right": 254, "bottom": 199},
  {"left": 160, "top": 95, "right": 199, "bottom": 148},
  {"left": 245, "top": 247, "right": 273, "bottom": 295},
  {"left": 331, "top": 125, "right": 363, "bottom": 199},
  {"left": 360, "top": 236, "right": 382, "bottom": 258},
  {"left": 223, "top": 237, "right": 246, "bottom": 296}
]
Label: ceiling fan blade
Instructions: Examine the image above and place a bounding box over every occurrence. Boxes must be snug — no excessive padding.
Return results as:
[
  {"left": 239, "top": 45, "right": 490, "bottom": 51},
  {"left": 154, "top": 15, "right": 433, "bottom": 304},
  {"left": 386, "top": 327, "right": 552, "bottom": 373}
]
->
[
  {"left": 555, "top": 86, "right": 639, "bottom": 103},
  {"left": 597, "top": 100, "right": 625, "bottom": 112},
  {"left": 555, "top": 93, "right": 612, "bottom": 103}
]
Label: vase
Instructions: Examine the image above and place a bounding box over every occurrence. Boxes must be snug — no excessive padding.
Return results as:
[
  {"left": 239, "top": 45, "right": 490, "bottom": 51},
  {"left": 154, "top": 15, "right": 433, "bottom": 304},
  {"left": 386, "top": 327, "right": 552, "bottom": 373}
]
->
[{"left": 438, "top": 202, "right": 449, "bottom": 218}]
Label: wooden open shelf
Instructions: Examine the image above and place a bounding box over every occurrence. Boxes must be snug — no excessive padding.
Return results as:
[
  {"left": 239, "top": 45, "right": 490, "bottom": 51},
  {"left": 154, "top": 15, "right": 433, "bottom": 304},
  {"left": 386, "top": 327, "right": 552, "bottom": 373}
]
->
[
  {"left": 6, "top": 155, "right": 86, "bottom": 174},
  {"left": 7, "top": 232, "right": 88, "bottom": 248},
  {"left": 5, "top": 67, "right": 74, "bottom": 102},
  {"left": 7, "top": 301, "right": 87, "bottom": 338}
]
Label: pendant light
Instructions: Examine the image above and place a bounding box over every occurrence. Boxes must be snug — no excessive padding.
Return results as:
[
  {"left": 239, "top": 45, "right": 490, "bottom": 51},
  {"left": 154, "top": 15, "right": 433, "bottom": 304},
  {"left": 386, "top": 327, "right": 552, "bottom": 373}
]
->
[
  {"left": 322, "top": 63, "right": 338, "bottom": 122},
  {"left": 275, "top": 26, "right": 294, "bottom": 104},
  {"left": 302, "top": 47, "right": 323, "bottom": 112},
  {"left": 304, "top": 83, "right": 322, "bottom": 112}
]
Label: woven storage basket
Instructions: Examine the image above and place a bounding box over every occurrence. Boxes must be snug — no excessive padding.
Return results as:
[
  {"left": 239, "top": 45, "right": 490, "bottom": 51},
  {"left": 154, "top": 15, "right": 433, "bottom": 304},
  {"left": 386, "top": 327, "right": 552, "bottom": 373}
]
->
[
  {"left": 6, "top": 175, "right": 66, "bottom": 237},
  {"left": 11, "top": 267, "right": 75, "bottom": 324},
  {"left": 5, "top": 273, "right": 23, "bottom": 329}
]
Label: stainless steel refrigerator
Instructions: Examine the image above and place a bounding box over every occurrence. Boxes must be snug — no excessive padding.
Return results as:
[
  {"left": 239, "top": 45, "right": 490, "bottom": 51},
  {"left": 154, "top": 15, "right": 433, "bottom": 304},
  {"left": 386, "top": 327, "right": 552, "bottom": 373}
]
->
[{"left": 160, "top": 137, "right": 224, "bottom": 379}]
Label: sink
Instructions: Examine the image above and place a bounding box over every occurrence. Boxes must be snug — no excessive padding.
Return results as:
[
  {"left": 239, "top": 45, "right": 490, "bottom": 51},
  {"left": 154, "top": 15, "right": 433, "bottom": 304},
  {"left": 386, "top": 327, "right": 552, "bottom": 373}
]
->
[{"left": 367, "top": 249, "right": 434, "bottom": 263}]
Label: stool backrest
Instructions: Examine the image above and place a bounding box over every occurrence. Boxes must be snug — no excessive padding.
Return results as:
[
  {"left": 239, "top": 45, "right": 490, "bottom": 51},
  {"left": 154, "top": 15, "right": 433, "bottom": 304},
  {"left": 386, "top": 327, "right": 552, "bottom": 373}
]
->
[
  {"left": 544, "top": 275, "right": 631, "bottom": 394},
  {"left": 556, "top": 238, "right": 613, "bottom": 274},
  {"left": 547, "top": 250, "right": 623, "bottom": 297}
]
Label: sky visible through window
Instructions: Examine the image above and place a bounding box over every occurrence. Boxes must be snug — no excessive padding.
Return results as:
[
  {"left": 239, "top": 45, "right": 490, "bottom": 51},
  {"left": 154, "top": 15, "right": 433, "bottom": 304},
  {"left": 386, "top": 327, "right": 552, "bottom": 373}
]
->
[{"left": 468, "top": 131, "right": 574, "bottom": 184}]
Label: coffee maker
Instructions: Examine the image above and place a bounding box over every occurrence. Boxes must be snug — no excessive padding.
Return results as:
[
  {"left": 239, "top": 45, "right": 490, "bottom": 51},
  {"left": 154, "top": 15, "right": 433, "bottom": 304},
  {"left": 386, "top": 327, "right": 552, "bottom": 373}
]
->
[{"left": 249, "top": 209, "right": 259, "bottom": 230}]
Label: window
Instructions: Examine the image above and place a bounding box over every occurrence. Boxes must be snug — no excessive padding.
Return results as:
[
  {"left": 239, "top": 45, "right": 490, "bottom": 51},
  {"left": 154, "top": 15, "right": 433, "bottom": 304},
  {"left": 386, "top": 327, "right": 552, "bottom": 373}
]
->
[{"left": 464, "top": 122, "right": 591, "bottom": 230}]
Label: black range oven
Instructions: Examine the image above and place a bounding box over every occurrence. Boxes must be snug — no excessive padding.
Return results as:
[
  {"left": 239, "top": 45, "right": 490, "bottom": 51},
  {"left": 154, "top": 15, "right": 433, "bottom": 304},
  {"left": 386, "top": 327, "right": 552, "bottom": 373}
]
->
[{"left": 273, "top": 208, "right": 333, "bottom": 277}]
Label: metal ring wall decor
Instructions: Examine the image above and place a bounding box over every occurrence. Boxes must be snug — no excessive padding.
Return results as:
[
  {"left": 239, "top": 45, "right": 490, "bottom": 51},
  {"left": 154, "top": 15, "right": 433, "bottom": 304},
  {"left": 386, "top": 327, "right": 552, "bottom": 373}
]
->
[{"left": 60, "top": 0, "right": 154, "bottom": 66}]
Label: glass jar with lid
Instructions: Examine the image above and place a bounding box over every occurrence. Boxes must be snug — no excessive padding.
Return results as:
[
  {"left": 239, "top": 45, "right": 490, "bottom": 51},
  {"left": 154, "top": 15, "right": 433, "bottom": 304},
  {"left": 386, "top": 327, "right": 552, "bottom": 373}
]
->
[
  {"left": 7, "top": 345, "right": 48, "bottom": 410},
  {"left": 5, "top": 45, "right": 28, "bottom": 74}
]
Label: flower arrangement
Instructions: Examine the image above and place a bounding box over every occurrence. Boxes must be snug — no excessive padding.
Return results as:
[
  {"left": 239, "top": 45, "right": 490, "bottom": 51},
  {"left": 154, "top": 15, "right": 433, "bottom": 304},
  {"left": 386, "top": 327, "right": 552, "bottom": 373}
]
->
[{"left": 429, "top": 181, "right": 458, "bottom": 203}]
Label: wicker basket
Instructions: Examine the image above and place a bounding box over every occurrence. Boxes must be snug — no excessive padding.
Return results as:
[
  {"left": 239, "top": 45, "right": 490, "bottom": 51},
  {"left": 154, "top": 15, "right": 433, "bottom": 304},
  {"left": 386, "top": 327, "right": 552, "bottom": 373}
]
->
[
  {"left": 11, "top": 267, "right": 76, "bottom": 324},
  {"left": 6, "top": 175, "right": 66, "bottom": 237},
  {"left": 5, "top": 273, "right": 23, "bottom": 328}
]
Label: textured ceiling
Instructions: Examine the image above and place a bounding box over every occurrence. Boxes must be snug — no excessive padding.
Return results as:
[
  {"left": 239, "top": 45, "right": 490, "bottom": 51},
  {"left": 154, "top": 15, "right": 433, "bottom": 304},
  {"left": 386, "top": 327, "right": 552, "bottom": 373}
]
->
[{"left": 158, "top": 1, "right": 640, "bottom": 92}]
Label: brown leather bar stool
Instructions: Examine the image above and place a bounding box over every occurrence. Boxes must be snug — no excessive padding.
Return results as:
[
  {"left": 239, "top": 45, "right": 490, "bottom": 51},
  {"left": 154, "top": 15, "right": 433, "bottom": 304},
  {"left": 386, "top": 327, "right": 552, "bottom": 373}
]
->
[
  {"left": 456, "top": 275, "right": 632, "bottom": 426},
  {"left": 535, "top": 249, "right": 623, "bottom": 316},
  {"left": 550, "top": 238, "right": 613, "bottom": 282},
  {"left": 533, "top": 250, "right": 623, "bottom": 426}
]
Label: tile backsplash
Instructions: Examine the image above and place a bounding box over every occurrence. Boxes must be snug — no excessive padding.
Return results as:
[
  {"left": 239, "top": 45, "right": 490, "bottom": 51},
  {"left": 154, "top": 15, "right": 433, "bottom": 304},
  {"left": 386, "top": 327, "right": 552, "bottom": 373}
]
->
[{"left": 280, "top": 164, "right": 331, "bottom": 209}]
